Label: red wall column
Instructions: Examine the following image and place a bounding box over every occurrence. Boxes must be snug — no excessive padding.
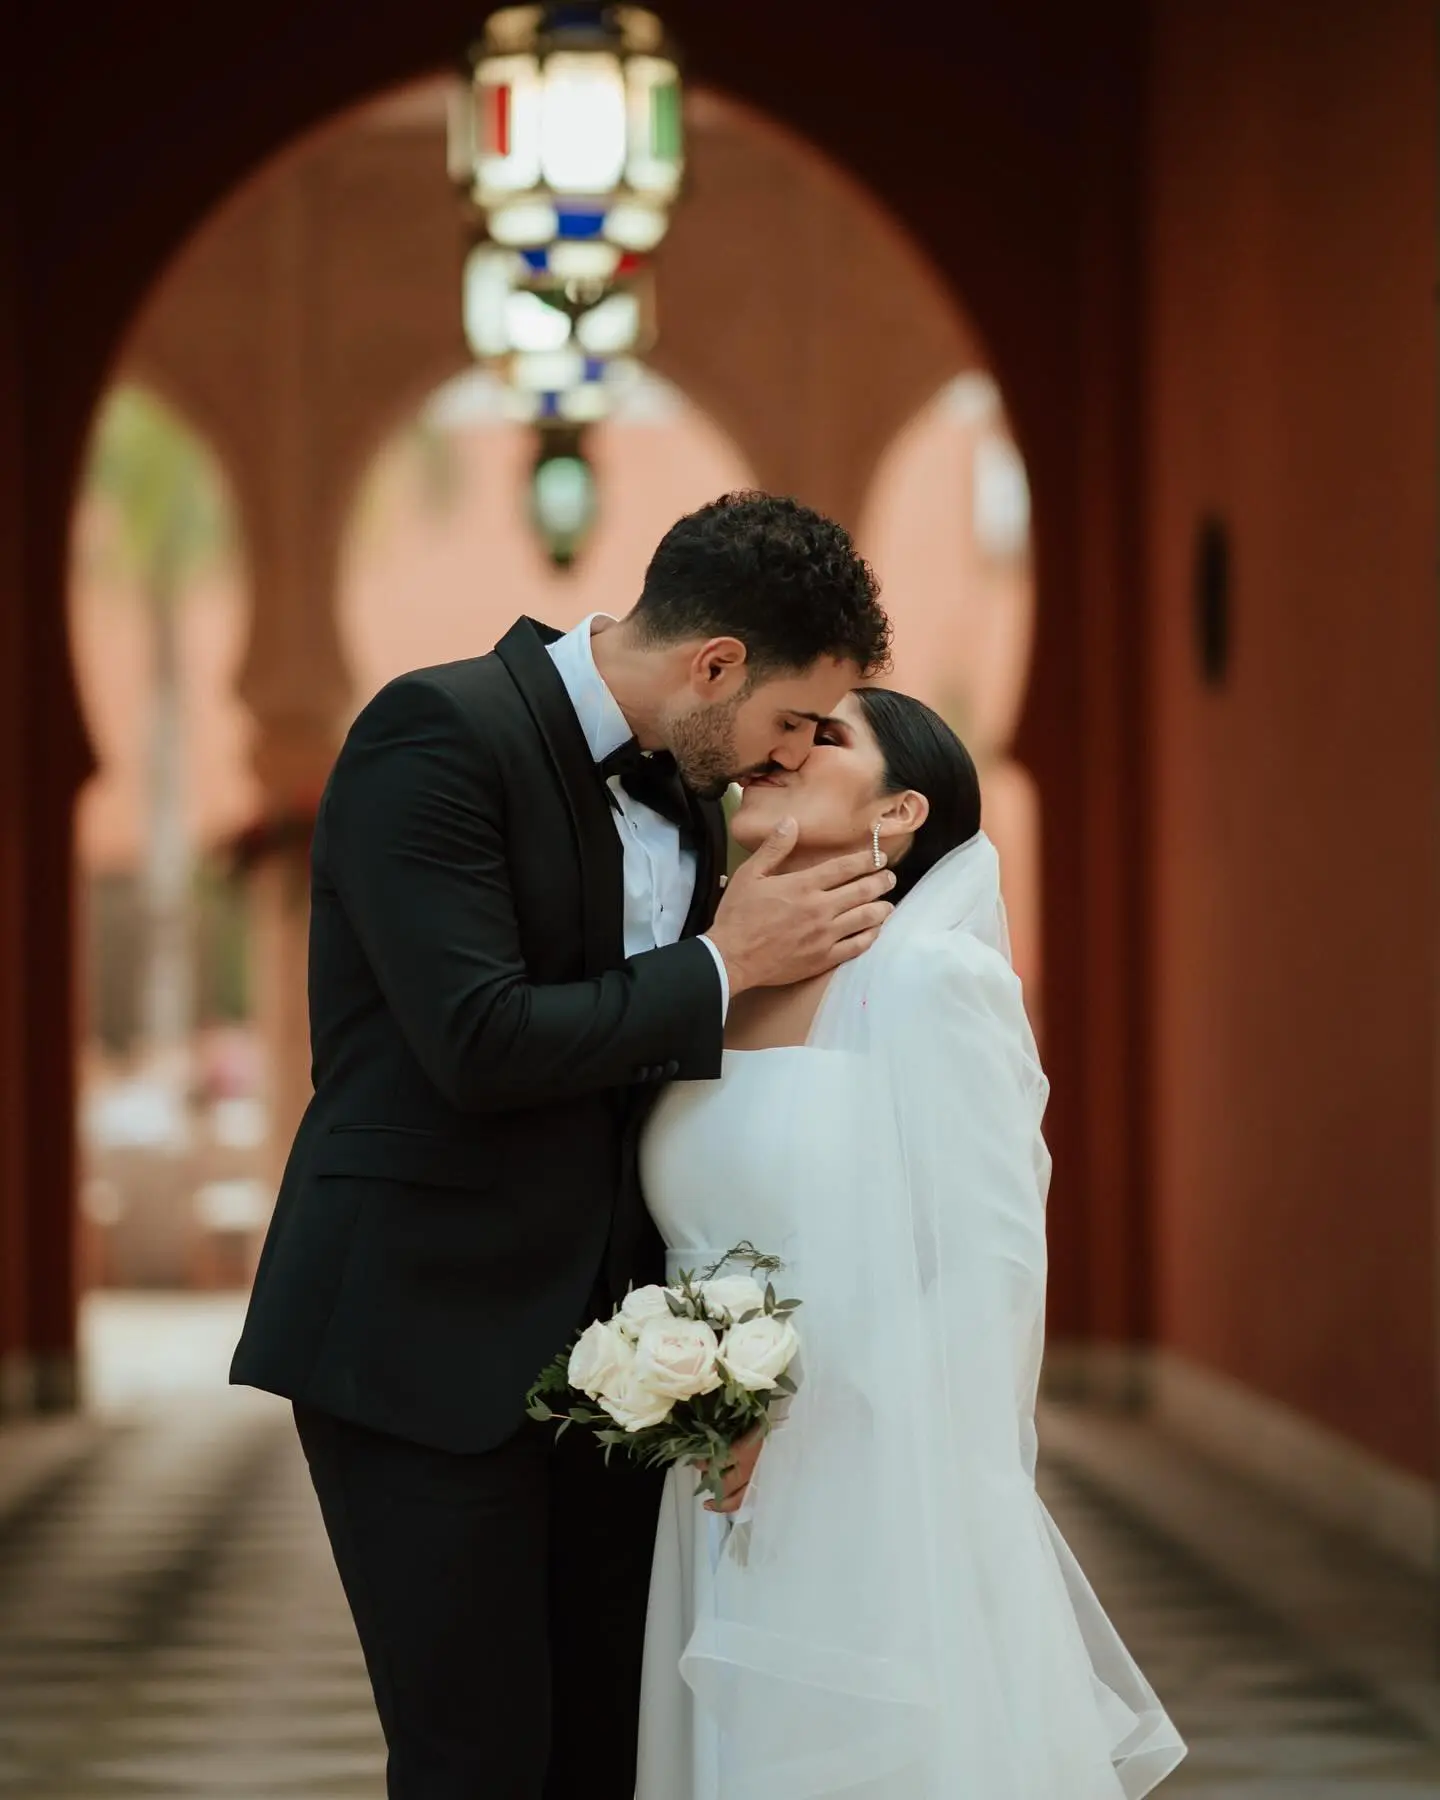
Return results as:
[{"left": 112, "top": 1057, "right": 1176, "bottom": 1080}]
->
[
  {"left": 1074, "top": 16, "right": 1154, "bottom": 1368},
  {"left": 0, "top": 29, "right": 33, "bottom": 1414},
  {"left": 22, "top": 583, "right": 87, "bottom": 1411},
  {"left": 1006, "top": 9, "right": 1153, "bottom": 1364},
  {"left": 19, "top": 410, "right": 90, "bottom": 1411},
  {"left": 5, "top": 0, "right": 90, "bottom": 1402}
]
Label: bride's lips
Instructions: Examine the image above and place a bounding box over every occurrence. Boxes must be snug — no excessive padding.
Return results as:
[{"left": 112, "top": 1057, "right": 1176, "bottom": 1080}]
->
[{"left": 739, "top": 772, "right": 786, "bottom": 790}]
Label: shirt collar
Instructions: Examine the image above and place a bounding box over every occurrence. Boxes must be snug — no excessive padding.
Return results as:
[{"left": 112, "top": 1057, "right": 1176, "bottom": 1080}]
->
[{"left": 545, "top": 612, "right": 633, "bottom": 764}]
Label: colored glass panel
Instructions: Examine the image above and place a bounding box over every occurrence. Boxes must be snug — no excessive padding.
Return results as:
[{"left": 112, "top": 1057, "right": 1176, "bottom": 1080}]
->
[
  {"left": 650, "top": 81, "right": 681, "bottom": 161},
  {"left": 483, "top": 82, "right": 513, "bottom": 157},
  {"left": 556, "top": 207, "right": 606, "bottom": 239},
  {"left": 547, "top": 4, "right": 606, "bottom": 31}
]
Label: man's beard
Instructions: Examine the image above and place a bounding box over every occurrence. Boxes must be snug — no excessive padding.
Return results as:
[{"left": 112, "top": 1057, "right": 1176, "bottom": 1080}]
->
[{"left": 666, "top": 695, "right": 757, "bottom": 801}]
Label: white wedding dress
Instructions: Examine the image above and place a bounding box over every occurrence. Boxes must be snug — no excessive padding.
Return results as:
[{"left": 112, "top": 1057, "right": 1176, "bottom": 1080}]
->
[{"left": 635, "top": 835, "right": 1185, "bottom": 1800}]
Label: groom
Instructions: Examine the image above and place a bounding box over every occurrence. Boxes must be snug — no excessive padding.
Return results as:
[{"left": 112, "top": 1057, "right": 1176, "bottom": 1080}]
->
[{"left": 231, "top": 492, "right": 895, "bottom": 1798}]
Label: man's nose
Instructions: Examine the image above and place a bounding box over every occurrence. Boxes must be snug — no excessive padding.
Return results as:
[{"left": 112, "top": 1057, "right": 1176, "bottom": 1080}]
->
[{"left": 770, "top": 737, "right": 812, "bottom": 772}]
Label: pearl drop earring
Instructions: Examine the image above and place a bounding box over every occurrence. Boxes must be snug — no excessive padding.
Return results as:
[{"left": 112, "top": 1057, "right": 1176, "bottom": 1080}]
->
[{"left": 871, "top": 821, "right": 884, "bottom": 870}]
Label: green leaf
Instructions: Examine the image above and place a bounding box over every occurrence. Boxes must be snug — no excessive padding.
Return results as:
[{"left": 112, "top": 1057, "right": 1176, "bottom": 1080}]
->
[{"left": 703, "top": 1241, "right": 784, "bottom": 1281}]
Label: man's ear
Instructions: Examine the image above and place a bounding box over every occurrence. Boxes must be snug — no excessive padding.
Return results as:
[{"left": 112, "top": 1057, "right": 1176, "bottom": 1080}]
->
[{"left": 689, "top": 636, "right": 748, "bottom": 693}]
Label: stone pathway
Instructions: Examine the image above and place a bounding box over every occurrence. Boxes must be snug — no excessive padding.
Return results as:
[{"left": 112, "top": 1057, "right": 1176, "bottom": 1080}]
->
[
  {"left": 0, "top": 1389, "right": 1435, "bottom": 1797},
  {"left": 0, "top": 1394, "right": 384, "bottom": 1799},
  {"left": 1039, "top": 1450, "right": 1440, "bottom": 1798}
]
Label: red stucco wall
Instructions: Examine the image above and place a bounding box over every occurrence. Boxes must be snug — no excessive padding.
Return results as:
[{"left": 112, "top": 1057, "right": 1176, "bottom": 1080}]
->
[{"left": 1147, "top": 0, "right": 1436, "bottom": 1476}]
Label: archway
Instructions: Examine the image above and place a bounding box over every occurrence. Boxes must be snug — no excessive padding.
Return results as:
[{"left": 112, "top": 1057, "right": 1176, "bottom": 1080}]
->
[{"left": 13, "top": 19, "right": 1151, "bottom": 1405}]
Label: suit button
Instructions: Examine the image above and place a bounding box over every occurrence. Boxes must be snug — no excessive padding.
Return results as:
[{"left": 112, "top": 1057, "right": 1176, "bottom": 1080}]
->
[
  {"left": 636, "top": 1065, "right": 655, "bottom": 1083},
  {"left": 662, "top": 1059, "right": 680, "bottom": 1078}
]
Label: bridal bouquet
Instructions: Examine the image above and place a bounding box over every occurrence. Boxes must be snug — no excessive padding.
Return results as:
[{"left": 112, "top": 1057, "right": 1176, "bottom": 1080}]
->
[{"left": 526, "top": 1243, "right": 801, "bottom": 1506}]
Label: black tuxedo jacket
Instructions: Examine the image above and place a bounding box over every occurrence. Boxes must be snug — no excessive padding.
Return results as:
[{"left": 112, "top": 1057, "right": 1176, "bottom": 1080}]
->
[{"left": 230, "top": 619, "right": 727, "bottom": 1452}]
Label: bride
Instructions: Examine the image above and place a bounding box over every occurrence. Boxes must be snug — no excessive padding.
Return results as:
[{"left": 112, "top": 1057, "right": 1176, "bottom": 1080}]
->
[{"left": 637, "top": 686, "right": 1185, "bottom": 1800}]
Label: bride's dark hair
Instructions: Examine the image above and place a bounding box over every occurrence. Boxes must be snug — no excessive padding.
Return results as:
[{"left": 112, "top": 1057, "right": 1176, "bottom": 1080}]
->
[{"left": 855, "top": 688, "right": 982, "bottom": 903}]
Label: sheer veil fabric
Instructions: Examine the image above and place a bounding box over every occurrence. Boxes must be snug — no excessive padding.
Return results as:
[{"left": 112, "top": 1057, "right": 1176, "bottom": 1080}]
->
[{"left": 674, "top": 833, "right": 1185, "bottom": 1798}]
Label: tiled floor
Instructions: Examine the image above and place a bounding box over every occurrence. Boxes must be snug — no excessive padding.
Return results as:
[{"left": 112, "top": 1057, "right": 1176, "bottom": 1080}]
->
[
  {"left": 0, "top": 1381, "right": 1436, "bottom": 1795},
  {"left": 1038, "top": 1451, "right": 1440, "bottom": 1798},
  {"left": 0, "top": 1393, "right": 385, "bottom": 1799}
]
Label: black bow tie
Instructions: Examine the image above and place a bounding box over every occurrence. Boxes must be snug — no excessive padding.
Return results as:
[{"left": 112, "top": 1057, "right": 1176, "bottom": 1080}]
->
[{"left": 598, "top": 739, "right": 692, "bottom": 833}]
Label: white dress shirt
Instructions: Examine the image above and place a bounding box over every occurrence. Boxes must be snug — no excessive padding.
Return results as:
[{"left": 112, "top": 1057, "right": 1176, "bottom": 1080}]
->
[{"left": 547, "top": 615, "right": 729, "bottom": 1015}]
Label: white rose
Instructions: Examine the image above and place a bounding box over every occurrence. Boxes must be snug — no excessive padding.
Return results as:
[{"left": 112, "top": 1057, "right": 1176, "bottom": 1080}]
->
[
  {"left": 699, "top": 1274, "right": 767, "bottom": 1323},
  {"left": 598, "top": 1367, "right": 676, "bottom": 1433},
  {"left": 720, "top": 1314, "right": 800, "bottom": 1392},
  {"left": 567, "top": 1318, "right": 632, "bottom": 1399},
  {"left": 618, "top": 1284, "right": 680, "bottom": 1337},
  {"left": 634, "top": 1316, "right": 722, "bottom": 1401}
]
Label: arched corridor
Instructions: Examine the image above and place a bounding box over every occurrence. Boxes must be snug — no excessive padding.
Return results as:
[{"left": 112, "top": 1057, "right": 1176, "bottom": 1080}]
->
[{"left": 0, "top": 1, "right": 1434, "bottom": 1793}]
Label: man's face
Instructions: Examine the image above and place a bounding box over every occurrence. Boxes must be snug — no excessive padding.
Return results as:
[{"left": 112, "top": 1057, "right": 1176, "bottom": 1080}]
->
[{"left": 663, "top": 655, "right": 862, "bottom": 800}]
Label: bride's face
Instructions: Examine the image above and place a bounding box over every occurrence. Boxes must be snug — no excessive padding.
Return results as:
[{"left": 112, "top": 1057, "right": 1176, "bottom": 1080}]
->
[{"left": 729, "top": 691, "right": 927, "bottom": 859}]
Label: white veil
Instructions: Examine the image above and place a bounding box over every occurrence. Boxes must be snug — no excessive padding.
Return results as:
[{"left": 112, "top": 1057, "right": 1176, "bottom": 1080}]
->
[{"left": 678, "top": 834, "right": 1185, "bottom": 1798}]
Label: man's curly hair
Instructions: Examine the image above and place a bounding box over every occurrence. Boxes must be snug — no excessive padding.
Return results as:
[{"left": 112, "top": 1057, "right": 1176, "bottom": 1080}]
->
[{"left": 632, "top": 492, "right": 891, "bottom": 680}]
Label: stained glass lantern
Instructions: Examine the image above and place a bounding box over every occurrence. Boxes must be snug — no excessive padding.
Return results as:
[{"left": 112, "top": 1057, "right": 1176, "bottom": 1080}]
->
[
  {"left": 450, "top": 4, "right": 684, "bottom": 261},
  {"left": 501, "top": 358, "right": 633, "bottom": 426},
  {"left": 462, "top": 240, "right": 656, "bottom": 366}
]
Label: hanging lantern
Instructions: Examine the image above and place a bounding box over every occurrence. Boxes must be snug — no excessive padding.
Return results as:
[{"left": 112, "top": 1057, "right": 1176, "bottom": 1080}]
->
[
  {"left": 450, "top": 5, "right": 684, "bottom": 260},
  {"left": 502, "top": 360, "right": 631, "bottom": 427},
  {"left": 449, "top": 5, "right": 681, "bottom": 571},
  {"left": 530, "top": 425, "right": 599, "bottom": 568},
  {"left": 462, "top": 239, "right": 656, "bottom": 369}
]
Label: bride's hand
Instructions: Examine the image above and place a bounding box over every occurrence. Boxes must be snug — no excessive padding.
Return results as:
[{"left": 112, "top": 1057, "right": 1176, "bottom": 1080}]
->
[{"left": 702, "top": 1426, "right": 765, "bottom": 1515}]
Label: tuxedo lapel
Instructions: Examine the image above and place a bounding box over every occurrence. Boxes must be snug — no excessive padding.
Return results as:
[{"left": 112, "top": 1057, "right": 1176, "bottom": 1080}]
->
[
  {"left": 681, "top": 794, "right": 728, "bottom": 940},
  {"left": 495, "top": 617, "right": 624, "bottom": 977}
]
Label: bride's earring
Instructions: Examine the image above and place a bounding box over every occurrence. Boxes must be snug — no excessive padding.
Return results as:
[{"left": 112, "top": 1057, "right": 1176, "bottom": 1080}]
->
[{"left": 871, "top": 821, "right": 884, "bottom": 870}]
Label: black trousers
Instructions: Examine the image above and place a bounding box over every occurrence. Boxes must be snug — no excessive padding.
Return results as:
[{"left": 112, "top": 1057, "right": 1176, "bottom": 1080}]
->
[{"left": 294, "top": 1402, "right": 664, "bottom": 1800}]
